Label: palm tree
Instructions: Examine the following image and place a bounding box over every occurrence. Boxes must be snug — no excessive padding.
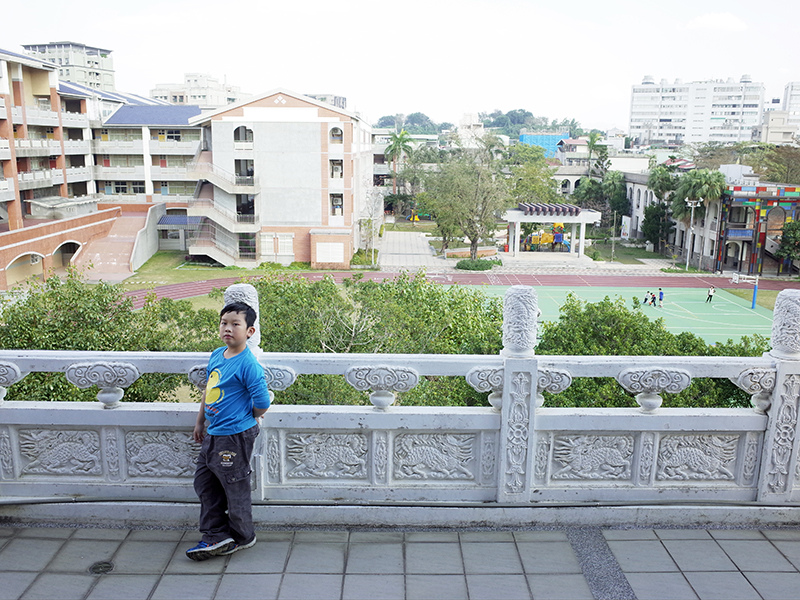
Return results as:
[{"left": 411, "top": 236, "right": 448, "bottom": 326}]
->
[
  {"left": 384, "top": 129, "right": 413, "bottom": 195},
  {"left": 671, "top": 169, "right": 727, "bottom": 269},
  {"left": 585, "top": 131, "right": 602, "bottom": 175}
]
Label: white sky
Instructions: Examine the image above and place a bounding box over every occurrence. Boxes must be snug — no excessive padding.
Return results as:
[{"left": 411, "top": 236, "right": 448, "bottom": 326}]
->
[{"left": 4, "top": 0, "right": 799, "bottom": 132}]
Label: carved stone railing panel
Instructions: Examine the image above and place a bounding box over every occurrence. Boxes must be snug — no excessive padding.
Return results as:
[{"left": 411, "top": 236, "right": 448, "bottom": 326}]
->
[
  {"left": 537, "top": 368, "right": 572, "bottom": 408},
  {"left": 65, "top": 362, "right": 140, "bottom": 409},
  {"left": 616, "top": 368, "right": 692, "bottom": 412},
  {"left": 552, "top": 434, "right": 634, "bottom": 481},
  {"left": 263, "top": 365, "right": 296, "bottom": 391},
  {"left": 285, "top": 432, "right": 369, "bottom": 480},
  {"left": 498, "top": 361, "right": 537, "bottom": 503},
  {"left": 0, "top": 362, "right": 23, "bottom": 402},
  {"left": 394, "top": 433, "right": 476, "bottom": 480},
  {"left": 656, "top": 434, "right": 738, "bottom": 481},
  {"left": 125, "top": 431, "right": 197, "bottom": 478},
  {"left": 731, "top": 368, "right": 777, "bottom": 414},
  {"left": 19, "top": 429, "right": 102, "bottom": 475},
  {"left": 466, "top": 367, "right": 504, "bottom": 411},
  {"left": 344, "top": 365, "right": 419, "bottom": 410}
]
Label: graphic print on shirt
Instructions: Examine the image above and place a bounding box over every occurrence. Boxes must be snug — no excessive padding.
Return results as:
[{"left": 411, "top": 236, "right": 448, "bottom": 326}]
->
[{"left": 205, "top": 369, "right": 223, "bottom": 415}]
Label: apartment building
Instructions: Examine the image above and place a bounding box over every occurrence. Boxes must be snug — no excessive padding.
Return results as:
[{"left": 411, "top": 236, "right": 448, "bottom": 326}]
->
[
  {"left": 23, "top": 42, "right": 115, "bottom": 92},
  {"left": 185, "top": 89, "right": 376, "bottom": 269},
  {"left": 629, "top": 75, "right": 764, "bottom": 146},
  {"left": 150, "top": 73, "right": 248, "bottom": 110}
]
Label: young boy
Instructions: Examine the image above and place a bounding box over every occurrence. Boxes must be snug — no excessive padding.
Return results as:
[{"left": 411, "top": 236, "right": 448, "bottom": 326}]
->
[{"left": 186, "top": 302, "right": 271, "bottom": 561}]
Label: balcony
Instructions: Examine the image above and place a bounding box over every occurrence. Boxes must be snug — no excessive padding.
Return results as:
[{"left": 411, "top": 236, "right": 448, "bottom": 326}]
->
[
  {"left": 0, "top": 138, "right": 9, "bottom": 161},
  {"left": 62, "top": 139, "right": 92, "bottom": 154},
  {"left": 150, "top": 139, "right": 202, "bottom": 155},
  {"left": 0, "top": 178, "right": 15, "bottom": 202},
  {"left": 60, "top": 111, "right": 89, "bottom": 128},
  {"left": 92, "top": 139, "right": 144, "bottom": 154},
  {"left": 150, "top": 165, "right": 195, "bottom": 181},
  {"left": 65, "top": 166, "right": 93, "bottom": 183},
  {"left": 13, "top": 139, "right": 60, "bottom": 157},
  {"left": 12, "top": 106, "right": 60, "bottom": 127},
  {"left": 0, "top": 286, "right": 799, "bottom": 526},
  {"left": 0, "top": 97, "right": 6, "bottom": 119},
  {"left": 17, "top": 169, "right": 54, "bottom": 190},
  {"left": 93, "top": 165, "right": 146, "bottom": 179},
  {"left": 233, "top": 140, "right": 254, "bottom": 152}
]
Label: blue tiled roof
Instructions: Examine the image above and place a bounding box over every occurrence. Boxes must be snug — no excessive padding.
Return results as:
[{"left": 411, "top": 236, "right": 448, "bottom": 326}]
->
[
  {"left": 57, "top": 81, "right": 172, "bottom": 106},
  {"left": 0, "top": 47, "right": 56, "bottom": 68},
  {"left": 104, "top": 105, "right": 203, "bottom": 126}
]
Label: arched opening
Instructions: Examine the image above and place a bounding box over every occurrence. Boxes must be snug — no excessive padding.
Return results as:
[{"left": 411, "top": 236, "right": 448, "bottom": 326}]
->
[
  {"left": 233, "top": 126, "right": 253, "bottom": 142},
  {"left": 6, "top": 253, "right": 45, "bottom": 287},
  {"left": 53, "top": 241, "right": 80, "bottom": 269},
  {"left": 724, "top": 241, "right": 741, "bottom": 269},
  {"left": 561, "top": 179, "right": 570, "bottom": 194},
  {"left": 330, "top": 128, "right": 343, "bottom": 144},
  {"left": 636, "top": 189, "right": 641, "bottom": 208}
]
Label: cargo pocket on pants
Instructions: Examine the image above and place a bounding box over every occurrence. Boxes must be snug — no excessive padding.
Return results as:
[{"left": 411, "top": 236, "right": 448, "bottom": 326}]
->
[{"left": 225, "top": 468, "right": 252, "bottom": 485}]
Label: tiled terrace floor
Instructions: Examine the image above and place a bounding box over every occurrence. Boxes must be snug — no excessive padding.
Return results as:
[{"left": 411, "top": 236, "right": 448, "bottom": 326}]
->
[{"left": 3, "top": 526, "right": 800, "bottom": 600}]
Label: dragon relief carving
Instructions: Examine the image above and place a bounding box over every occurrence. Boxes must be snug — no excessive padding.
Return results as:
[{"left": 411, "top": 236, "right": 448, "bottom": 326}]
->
[
  {"left": 285, "top": 433, "right": 367, "bottom": 478},
  {"left": 656, "top": 435, "right": 738, "bottom": 481},
  {"left": 20, "top": 430, "right": 101, "bottom": 475},
  {"left": 126, "top": 432, "right": 196, "bottom": 477},
  {"left": 394, "top": 434, "right": 475, "bottom": 480},
  {"left": 552, "top": 435, "right": 633, "bottom": 480}
]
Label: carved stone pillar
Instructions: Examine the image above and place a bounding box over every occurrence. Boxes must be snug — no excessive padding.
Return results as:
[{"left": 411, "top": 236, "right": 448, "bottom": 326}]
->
[
  {"left": 758, "top": 290, "right": 800, "bottom": 502},
  {"left": 498, "top": 286, "right": 538, "bottom": 502}
]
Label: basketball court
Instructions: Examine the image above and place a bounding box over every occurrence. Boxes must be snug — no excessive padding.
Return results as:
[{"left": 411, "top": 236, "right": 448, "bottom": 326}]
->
[{"left": 470, "top": 285, "right": 773, "bottom": 345}]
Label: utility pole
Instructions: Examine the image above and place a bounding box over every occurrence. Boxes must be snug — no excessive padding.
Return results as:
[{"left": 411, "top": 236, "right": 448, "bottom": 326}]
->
[{"left": 685, "top": 198, "right": 702, "bottom": 271}]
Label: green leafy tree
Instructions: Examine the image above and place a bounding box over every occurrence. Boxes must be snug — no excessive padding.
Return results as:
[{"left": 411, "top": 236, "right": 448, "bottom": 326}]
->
[
  {"left": 763, "top": 146, "right": 800, "bottom": 184},
  {"left": 404, "top": 112, "right": 437, "bottom": 135},
  {"left": 590, "top": 144, "right": 610, "bottom": 178},
  {"left": 376, "top": 114, "right": 404, "bottom": 131},
  {"left": 603, "top": 170, "right": 630, "bottom": 220},
  {"left": 671, "top": 169, "right": 727, "bottom": 221},
  {"left": 572, "top": 177, "right": 607, "bottom": 221},
  {"left": 508, "top": 144, "right": 559, "bottom": 205},
  {"left": 776, "top": 220, "right": 800, "bottom": 274},
  {"left": 641, "top": 202, "right": 675, "bottom": 252},
  {"left": 647, "top": 165, "right": 678, "bottom": 204},
  {"left": 425, "top": 155, "right": 512, "bottom": 260},
  {"left": 384, "top": 129, "right": 414, "bottom": 194},
  {"left": 586, "top": 131, "right": 601, "bottom": 172}
]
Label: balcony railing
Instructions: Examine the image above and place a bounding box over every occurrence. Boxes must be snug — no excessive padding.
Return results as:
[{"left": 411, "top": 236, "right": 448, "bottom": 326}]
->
[
  {"left": 187, "top": 160, "right": 259, "bottom": 193},
  {"left": 1, "top": 286, "right": 799, "bottom": 523}
]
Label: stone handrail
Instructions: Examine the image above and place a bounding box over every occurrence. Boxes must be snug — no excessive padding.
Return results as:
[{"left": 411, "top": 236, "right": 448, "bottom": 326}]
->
[{"left": 0, "top": 287, "right": 799, "bottom": 516}]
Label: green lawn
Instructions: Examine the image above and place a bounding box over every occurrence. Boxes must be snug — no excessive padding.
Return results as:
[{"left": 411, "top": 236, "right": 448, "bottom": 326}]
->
[{"left": 588, "top": 242, "right": 664, "bottom": 265}]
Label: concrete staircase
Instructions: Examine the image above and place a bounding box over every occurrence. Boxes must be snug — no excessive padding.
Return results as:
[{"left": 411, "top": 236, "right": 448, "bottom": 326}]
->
[{"left": 73, "top": 213, "right": 146, "bottom": 281}]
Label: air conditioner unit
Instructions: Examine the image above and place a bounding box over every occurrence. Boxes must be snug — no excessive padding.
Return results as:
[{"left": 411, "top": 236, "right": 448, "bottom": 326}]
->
[{"left": 30, "top": 255, "right": 41, "bottom": 265}]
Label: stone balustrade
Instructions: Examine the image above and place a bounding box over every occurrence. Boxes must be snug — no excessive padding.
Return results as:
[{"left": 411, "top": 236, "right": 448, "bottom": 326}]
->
[{"left": 1, "top": 287, "right": 799, "bottom": 519}]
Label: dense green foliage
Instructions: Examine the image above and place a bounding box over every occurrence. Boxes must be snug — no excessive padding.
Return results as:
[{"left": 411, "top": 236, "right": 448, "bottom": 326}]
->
[
  {"left": 640, "top": 202, "right": 675, "bottom": 252},
  {"left": 0, "top": 270, "right": 771, "bottom": 409},
  {"left": 671, "top": 169, "right": 727, "bottom": 221},
  {"left": 455, "top": 258, "right": 498, "bottom": 271},
  {"left": 776, "top": 220, "right": 800, "bottom": 265},
  {"left": 537, "top": 294, "right": 769, "bottom": 408}
]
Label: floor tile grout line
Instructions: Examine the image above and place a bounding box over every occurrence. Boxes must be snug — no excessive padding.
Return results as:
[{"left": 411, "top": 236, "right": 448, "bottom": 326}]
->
[
  {"left": 511, "top": 533, "right": 536, "bottom": 600},
  {"left": 654, "top": 528, "right": 705, "bottom": 600},
  {"left": 457, "top": 532, "right": 471, "bottom": 600}
]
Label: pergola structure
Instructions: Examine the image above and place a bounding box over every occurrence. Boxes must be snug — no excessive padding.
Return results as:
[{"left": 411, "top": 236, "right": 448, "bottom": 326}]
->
[{"left": 503, "top": 203, "right": 602, "bottom": 258}]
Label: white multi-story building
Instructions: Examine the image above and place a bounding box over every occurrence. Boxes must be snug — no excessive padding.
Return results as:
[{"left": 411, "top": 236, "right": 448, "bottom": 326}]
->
[
  {"left": 22, "top": 42, "right": 115, "bottom": 91},
  {"left": 150, "top": 73, "right": 248, "bottom": 110},
  {"left": 629, "top": 75, "right": 764, "bottom": 146},
  {"left": 782, "top": 82, "right": 800, "bottom": 139}
]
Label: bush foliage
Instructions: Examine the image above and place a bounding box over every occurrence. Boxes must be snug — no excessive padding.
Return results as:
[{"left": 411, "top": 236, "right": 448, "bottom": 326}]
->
[{"left": 0, "top": 270, "right": 769, "bottom": 409}]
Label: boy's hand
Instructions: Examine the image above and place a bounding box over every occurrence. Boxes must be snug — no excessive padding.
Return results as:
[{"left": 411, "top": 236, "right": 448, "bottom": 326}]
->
[{"left": 193, "top": 422, "right": 205, "bottom": 444}]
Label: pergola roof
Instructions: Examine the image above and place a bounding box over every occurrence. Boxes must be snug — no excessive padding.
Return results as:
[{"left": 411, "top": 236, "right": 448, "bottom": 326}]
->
[{"left": 517, "top": 202, "right": 581, "bottom": 217}]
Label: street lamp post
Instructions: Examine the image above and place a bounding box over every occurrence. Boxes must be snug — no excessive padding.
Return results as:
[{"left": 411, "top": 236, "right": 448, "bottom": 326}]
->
[{"left": 685, "top": 198, "right": 702, "bottom": 271}]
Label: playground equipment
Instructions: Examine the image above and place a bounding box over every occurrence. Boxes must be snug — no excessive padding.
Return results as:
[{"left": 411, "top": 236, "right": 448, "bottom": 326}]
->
[
  {"left": 730, "top": 272, "right": 759, "bottom": 309},
  {"left": 518, "top": 222, "right": 571, "bottom": 252}
]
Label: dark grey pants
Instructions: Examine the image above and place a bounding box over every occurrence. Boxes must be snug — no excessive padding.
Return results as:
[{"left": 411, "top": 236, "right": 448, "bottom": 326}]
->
[{"left": 193, "top": 424, "right": 259, "bottom": 544}]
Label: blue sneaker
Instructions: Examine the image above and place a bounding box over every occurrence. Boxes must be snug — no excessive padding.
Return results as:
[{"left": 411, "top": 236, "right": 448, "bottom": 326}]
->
[
  {"left": 219, "top": 535, "right": 257, "bottom": 556},
  {"left": 186, "top": 537, "right": 235, "bottom": 561}
]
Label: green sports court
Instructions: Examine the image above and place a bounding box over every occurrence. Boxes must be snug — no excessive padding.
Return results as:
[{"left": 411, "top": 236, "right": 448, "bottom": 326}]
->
[{"left": 470, "top": 285, "right": 773, "bottom": 344}]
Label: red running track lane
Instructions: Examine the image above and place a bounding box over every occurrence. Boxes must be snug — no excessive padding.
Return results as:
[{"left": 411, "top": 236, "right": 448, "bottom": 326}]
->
[{"left": 124, "top": 271, "right": 800, "bottom": 309}]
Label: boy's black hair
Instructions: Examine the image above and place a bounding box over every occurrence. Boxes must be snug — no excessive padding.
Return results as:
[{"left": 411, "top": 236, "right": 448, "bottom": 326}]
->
[{"left": 220, "top": 302, "right": 257, "bottom": 328}]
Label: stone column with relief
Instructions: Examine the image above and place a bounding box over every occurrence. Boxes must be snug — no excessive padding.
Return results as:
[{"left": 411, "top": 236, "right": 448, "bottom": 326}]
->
[
  {"left": 758, "top": 289, "right": 800, "bottom": 503},
  {"left": 497, "top": 286, "right": 538, "bottom": 503}
]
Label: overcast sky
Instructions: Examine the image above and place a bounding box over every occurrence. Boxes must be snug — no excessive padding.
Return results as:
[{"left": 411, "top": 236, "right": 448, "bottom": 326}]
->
[{"left": 5, "top": 0, "right": 799, "bottom": 132}]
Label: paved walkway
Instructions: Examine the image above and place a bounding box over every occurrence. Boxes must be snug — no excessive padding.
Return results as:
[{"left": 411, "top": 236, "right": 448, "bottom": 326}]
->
[{"left": 3, "top": 525, "right": 800, "bottom": 599}]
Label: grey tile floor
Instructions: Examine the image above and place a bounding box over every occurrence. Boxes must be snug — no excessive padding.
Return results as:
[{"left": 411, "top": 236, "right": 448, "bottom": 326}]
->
[{"left": 2, "top": 526, "right": 800, "bottom": 599}]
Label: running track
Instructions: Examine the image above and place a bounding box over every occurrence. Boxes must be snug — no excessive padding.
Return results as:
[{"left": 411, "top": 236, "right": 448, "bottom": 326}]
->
[{"left": 124, "top": 271, "right": 800, "bottom": 309}]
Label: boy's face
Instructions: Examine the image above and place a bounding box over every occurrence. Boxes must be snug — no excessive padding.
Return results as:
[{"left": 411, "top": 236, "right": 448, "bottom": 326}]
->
[{"left": 219, "top": 311, "right": 254, "bottom": 351}]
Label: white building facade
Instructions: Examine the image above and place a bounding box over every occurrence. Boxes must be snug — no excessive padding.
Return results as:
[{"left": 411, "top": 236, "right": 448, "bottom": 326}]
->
[
  {"left": 23, "top": 42, "right": 115, "bottom": 92},
  {"left": 629, "top": 75, "right": 764, "bottom": 146}
]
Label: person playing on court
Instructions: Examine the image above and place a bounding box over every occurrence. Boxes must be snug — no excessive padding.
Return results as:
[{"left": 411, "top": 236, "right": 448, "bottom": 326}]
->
[{"left": 706, "top": 286, "right": 716, "bottom": 303}]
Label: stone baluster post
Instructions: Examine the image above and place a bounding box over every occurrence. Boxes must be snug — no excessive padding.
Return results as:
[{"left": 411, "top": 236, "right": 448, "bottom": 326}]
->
[
  {"left": 497, "top": 286, "right": 539, "bottom": 503},
  {"left": 757, "top": 289, "right": 800, "bottom": 503}
]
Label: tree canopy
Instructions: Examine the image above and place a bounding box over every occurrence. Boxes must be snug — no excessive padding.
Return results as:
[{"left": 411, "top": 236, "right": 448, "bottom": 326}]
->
[{"left": 671, "top": 169, "right": 727, "bottom": 221}]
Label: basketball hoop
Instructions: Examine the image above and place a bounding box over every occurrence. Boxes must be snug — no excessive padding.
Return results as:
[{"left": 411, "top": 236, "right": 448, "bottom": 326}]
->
[
  {"left": 730, "top": 272, "right": 739, "bottom": 284},
  {"left": 729, "top": 273, "right": 759, "bottom": 309}
]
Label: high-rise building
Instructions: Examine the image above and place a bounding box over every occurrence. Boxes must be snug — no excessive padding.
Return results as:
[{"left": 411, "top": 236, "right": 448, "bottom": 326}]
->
[
  {"left": 629, "top": 75, "right": 764, "bottom": 146},
  {"left": 22, "top": 42, "right": 115, "bottom": 91},
  {"left": 782, "top": 82, "right": 800, "bottom": 137}
]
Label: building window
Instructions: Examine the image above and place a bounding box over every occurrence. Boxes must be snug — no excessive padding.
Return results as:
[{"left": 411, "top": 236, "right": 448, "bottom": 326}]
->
[
  {"left": 167, "top": 130, "right": 181, "bottom": 141},
  {"left": 330, "top": 160, "right": 343, "bottom": 179},
  {"left": 132, "top": 182, "right": 145, "bottom": 194},
  {"left": 114, "top": 181, "right": 128, "bottom": 194},
  {"left": 330, "top": 128, "right": 343, "bottom": 144},
  {"left": 330, "top": 194, "right": 343, "bottom": 216},
  {"left": 234, "top": 126, "right": 253, "bottom": 142}
]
